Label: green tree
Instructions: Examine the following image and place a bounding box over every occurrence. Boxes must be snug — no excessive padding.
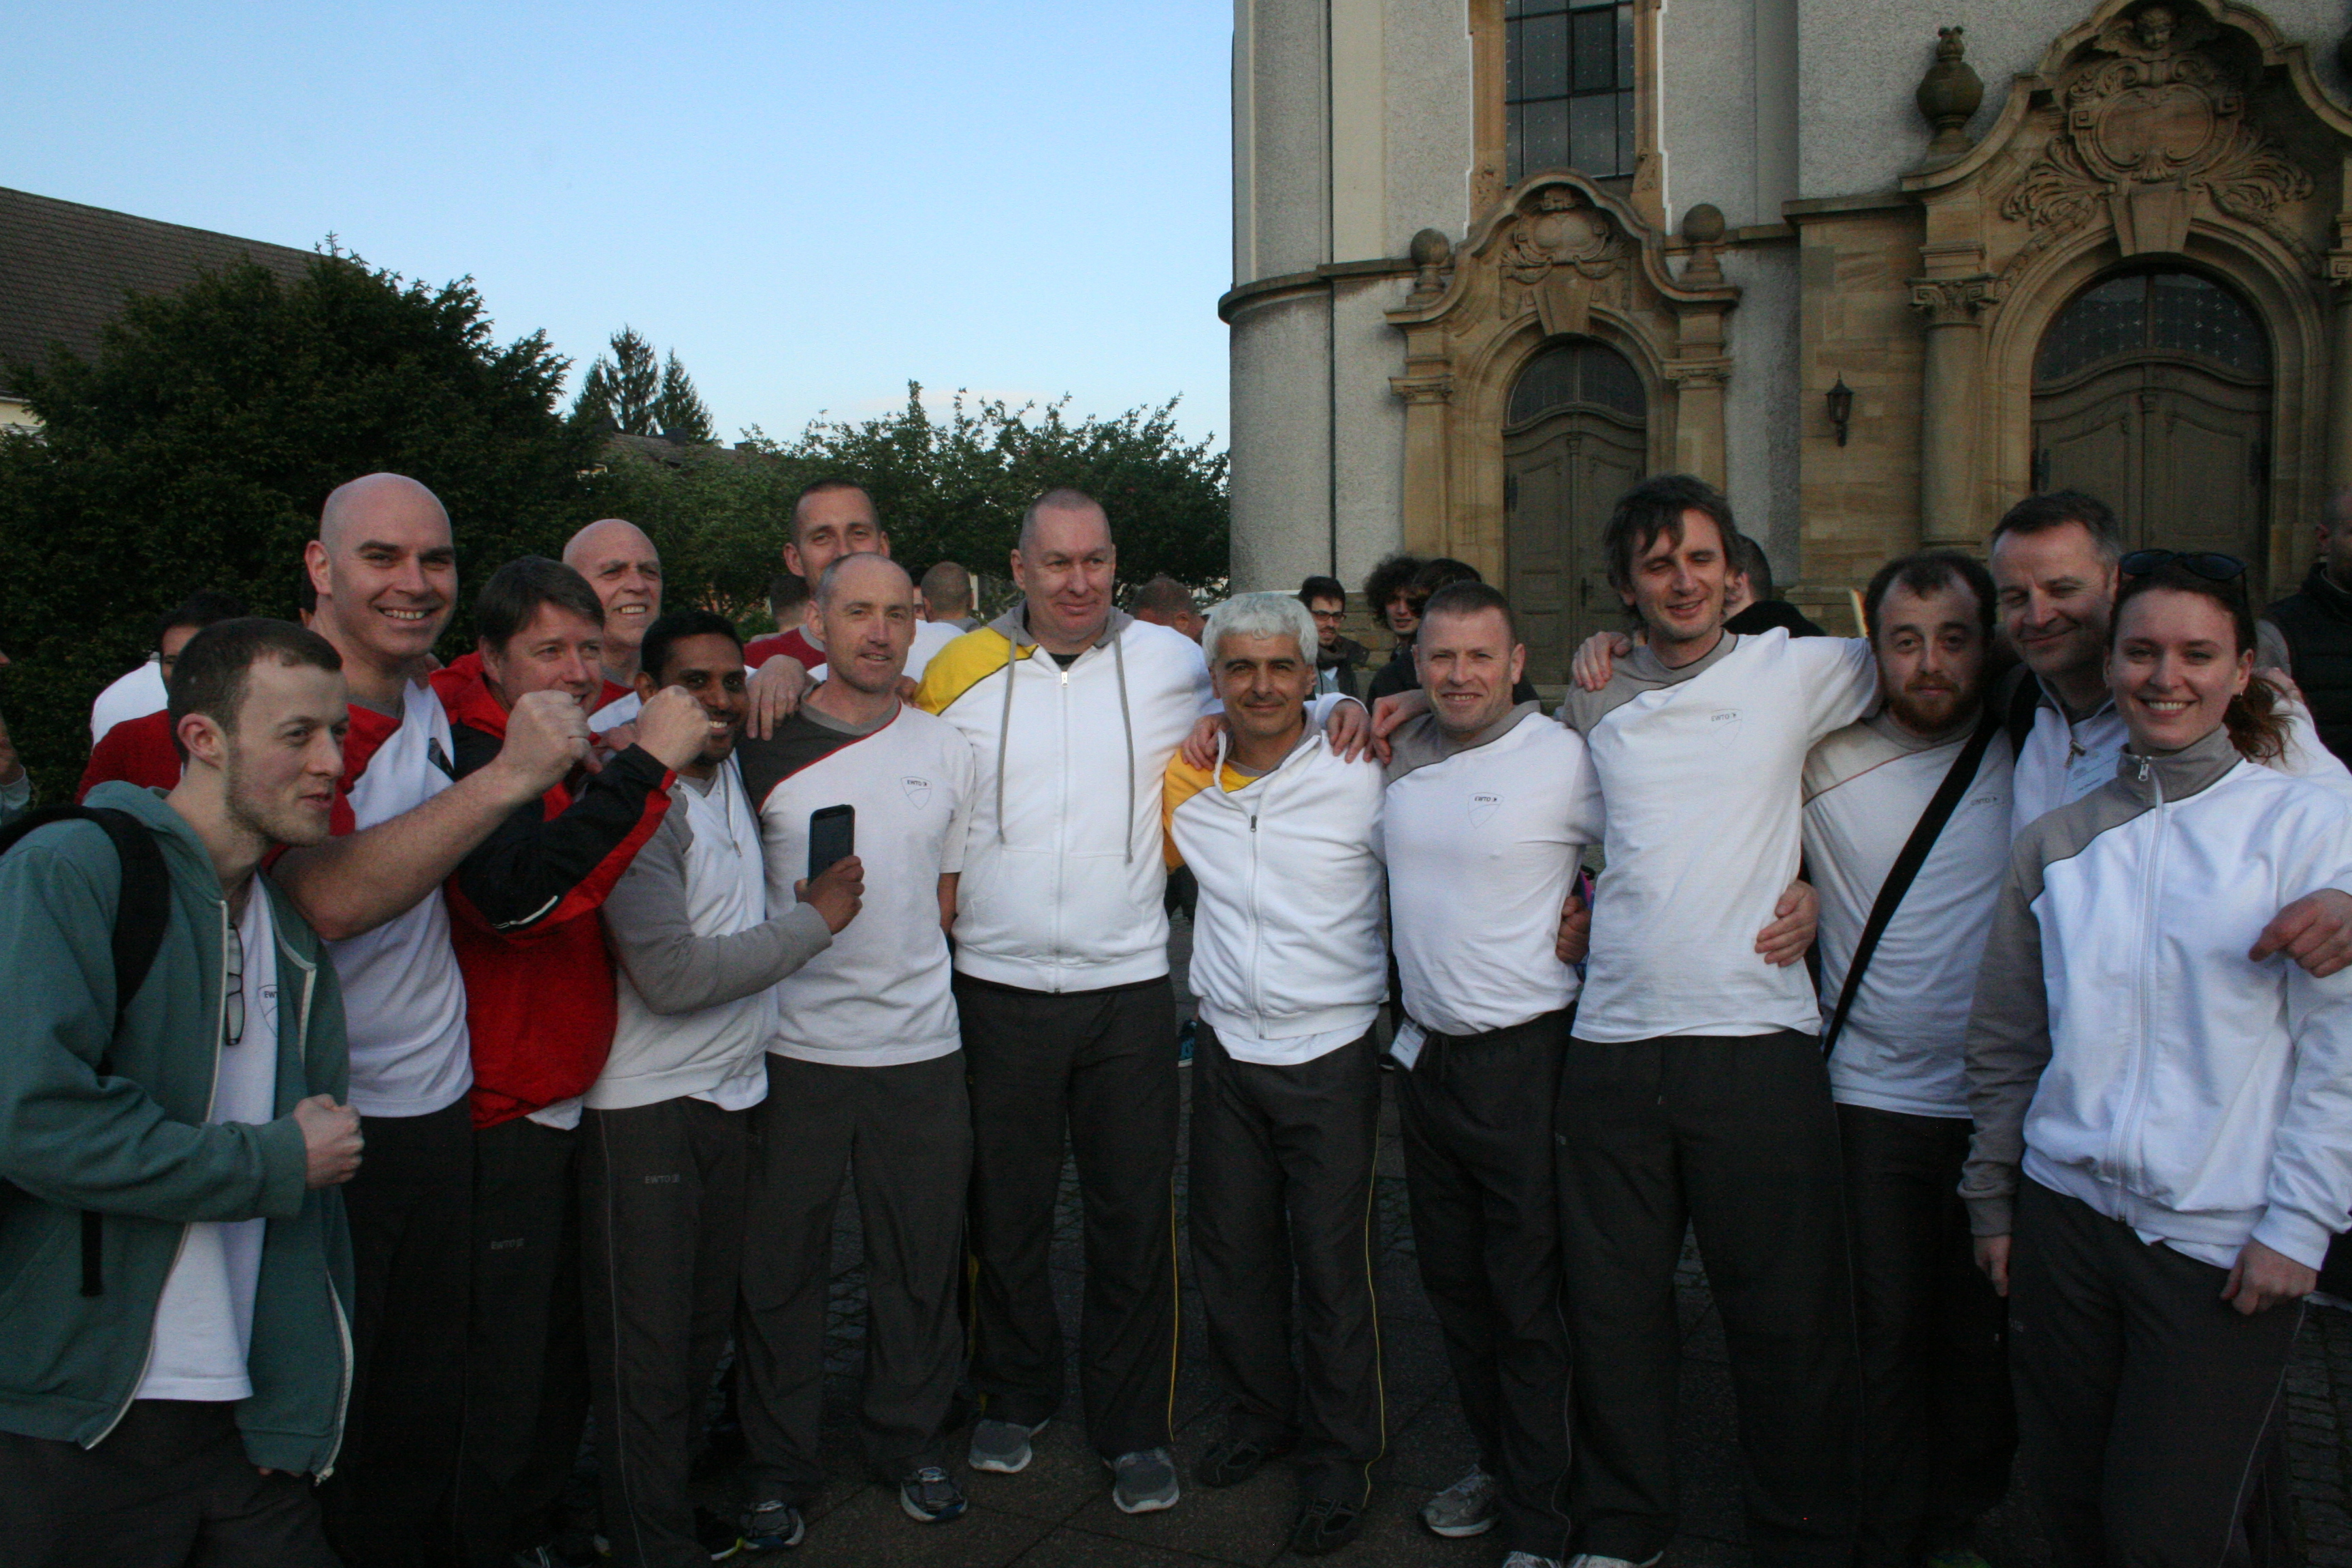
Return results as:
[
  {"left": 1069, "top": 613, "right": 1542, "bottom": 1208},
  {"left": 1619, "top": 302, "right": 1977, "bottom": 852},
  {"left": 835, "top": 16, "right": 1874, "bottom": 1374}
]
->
[
  {"left": 0, "top": 254, "right": 594, "bottom": 800},
  {"left": 572, "top": 327, "right": 712, "bottom": 442}
]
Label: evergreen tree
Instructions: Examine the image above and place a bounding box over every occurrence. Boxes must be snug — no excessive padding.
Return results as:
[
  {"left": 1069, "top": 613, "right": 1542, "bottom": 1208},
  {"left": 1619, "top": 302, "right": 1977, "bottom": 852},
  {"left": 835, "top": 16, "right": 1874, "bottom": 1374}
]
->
[{"left": 572, "top": 327, "right": 710, "bottom": 441}]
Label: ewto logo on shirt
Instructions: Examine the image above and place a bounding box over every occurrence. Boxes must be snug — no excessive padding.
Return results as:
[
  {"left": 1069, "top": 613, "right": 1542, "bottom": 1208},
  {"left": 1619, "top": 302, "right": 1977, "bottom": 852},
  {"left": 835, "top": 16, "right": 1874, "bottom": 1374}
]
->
[
  {"left": 1469, "top": 792, "right": 1501, "bottom": 826},
  {"left": 902, "top": 776, "right": 932, "bottom": 807}
]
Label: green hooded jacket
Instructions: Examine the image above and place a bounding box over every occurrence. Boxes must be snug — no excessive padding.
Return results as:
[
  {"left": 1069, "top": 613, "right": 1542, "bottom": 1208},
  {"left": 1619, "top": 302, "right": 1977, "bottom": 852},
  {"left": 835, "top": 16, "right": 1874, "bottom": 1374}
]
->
[{"left": 0, "top": 783, "right": 355, "bottom": 1474}]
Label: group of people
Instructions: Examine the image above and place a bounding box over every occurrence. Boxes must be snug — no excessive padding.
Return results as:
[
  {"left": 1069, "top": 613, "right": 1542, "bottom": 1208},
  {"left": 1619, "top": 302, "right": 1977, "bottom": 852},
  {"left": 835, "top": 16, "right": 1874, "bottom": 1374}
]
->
[{"left": 4, "top": 464, "right": 2352, "bottom": 1568}]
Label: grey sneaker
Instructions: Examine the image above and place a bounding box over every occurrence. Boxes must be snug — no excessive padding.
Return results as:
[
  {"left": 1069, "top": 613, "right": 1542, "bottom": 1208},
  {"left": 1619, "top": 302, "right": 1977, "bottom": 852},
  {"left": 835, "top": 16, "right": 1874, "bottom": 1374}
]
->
[
  {"left": 738, "top": 1499, "right": 804, "bottom": 1552},
  {"left": 1502, "top": 1556, "right": 1564, "bottom": 1568},
  {"left": 1566, "top": 1555, "right": 1664, "bottom": 1568},
  {"left": 898, "top": 1465, "right": 967, "bottom": 1523},
  {"left": 968, "top": 1417, "right": 1044, "bottom": 1474},
  {"left": 1109, "top": 1447, "right": 1180, "bottom": 1513},
  {"left": 1420, "top": 1467, "right": 1500, "bottom": 1537}
]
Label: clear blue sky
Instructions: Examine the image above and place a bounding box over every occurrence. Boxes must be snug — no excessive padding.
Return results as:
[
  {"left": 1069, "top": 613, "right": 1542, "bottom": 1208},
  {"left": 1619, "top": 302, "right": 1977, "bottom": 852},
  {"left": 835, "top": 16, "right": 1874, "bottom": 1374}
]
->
[{"left": 6, "top": 1, "right": 1234, "bottom": 446}]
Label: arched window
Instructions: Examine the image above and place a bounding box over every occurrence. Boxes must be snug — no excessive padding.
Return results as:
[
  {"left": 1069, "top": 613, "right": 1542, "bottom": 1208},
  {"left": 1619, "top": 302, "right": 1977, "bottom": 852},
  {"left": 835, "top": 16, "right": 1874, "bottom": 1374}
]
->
[
  {"left": 2035, "top": 269, "right": 2268, "bottom": 388},
  {"left": 1507, "top": 338, "right": 1646, "bottom": 426}
]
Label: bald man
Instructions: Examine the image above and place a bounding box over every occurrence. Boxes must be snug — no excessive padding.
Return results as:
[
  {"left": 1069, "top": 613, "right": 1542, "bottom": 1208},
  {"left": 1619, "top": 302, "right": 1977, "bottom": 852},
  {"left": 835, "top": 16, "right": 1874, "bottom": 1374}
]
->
[
  {"left": 563, "top": 517, "right": 664, "bottom": 734},
  {"left": 273, "top": 473, "right": 585, "bottom": 1567}
]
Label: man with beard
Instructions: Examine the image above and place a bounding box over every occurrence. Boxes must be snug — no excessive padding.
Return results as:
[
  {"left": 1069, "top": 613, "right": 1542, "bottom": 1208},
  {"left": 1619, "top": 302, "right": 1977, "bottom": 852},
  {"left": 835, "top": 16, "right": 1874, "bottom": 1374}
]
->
[
  {"left": 1990, "top": 492, "right": 2352, "bottom": 974},
  {"left": 0, "top": 618, "right": 363, "bottom": 1567},
  {"left": 1801, "top": 552, "right": 2015, "bottom": 1568}
]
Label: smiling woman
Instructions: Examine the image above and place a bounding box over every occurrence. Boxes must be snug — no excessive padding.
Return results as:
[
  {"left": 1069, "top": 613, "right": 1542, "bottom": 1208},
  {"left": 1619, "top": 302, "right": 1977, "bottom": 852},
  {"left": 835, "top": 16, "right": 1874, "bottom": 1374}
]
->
[{"left": 2107, "top": 558, "right": 2285, "bottom": 764}]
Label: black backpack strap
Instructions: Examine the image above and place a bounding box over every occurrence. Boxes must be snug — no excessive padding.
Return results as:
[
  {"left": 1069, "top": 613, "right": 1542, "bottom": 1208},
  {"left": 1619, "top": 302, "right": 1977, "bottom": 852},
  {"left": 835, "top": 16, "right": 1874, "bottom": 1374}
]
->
[
  {"left": 1821, "top": 705, "right": 2003, "bottom": 1058},
  {"left": 0, "top": 805, "right": 173, "bottom": 1295},
  {"left": 2002, "top": 664, "right": 2042, "bottom": 758}
]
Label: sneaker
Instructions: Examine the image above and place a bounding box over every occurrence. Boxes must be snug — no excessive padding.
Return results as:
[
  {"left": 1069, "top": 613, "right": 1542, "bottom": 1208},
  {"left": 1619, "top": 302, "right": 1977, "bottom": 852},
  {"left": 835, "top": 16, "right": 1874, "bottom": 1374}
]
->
[
  {"left": 739, "top": 1499, "right": 805, "bottom": 1552},
  {"left": 694, "top": 1507, "right": 743, "bottom": 1561},
  {"left": 968, "top": 1416, "right": 1045, "bottom": 1474},
  {"left": 1421, "top": 1467, "right": 1500, "bottom": 1537},
  {"left": 1195, "top": 1435, "right": 1283, "bottom": 1488},
  {"left": 1289, "top": 1495, "right": 1366, "bottom": 1556},
  {"left": 1109, "top": 1447, "right": 1181, "bottom": 1513},
  {"left": 1566, "top": 1554, "right": 1664, "bottom": 1568},
  {"left": 1502, "top": 1556, "right": 1564, "bottom": 1568},
  {"left": 898, "top": 1465, "right": 968, "bottom": 1524}
]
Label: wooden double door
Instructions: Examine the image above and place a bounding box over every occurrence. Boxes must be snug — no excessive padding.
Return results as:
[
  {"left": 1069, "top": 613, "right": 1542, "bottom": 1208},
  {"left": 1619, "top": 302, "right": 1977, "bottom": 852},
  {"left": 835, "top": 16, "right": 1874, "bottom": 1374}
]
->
[
  {"left": 1503, "top": 339, "right": 1648, "bottom": 686},
  {"left": 2032, "top": 269, "right": 2271, "bottom": 564}
]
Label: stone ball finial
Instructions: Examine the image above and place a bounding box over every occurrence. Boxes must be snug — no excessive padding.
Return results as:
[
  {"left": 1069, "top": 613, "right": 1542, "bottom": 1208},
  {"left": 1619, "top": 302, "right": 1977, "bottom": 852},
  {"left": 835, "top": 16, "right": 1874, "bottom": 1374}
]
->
[
  {"left": 1915, "top": 25, "right": 1985, "bottom": 164},
  {"left": 1409, "top": 228, "right": 1453, "bottom": 269},
  {"left": 1682, "top": 203, "right": 1726, "bottom": 246}
]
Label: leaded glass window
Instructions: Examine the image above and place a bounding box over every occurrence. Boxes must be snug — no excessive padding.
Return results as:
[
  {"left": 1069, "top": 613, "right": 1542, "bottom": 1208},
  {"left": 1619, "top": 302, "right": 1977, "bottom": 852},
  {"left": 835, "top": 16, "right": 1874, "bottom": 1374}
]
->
[
  {"left": 1506, "top": 0, "right": 1636, "bottom": 184},
  {"left": 1508, "top": 340, "right": 1646, "bottom": 426},
  {"left": 2036, "top": 270, "right": 2269, "bottom": 386}
]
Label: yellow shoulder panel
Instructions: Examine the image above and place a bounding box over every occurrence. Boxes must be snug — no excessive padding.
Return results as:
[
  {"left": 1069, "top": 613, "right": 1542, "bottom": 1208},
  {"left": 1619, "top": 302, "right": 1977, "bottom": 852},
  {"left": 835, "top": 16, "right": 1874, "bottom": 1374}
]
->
[
  {"left": 915, "top": 628, "right": 1022, "bottom": 715},
  {"left": 1160, "top": 755, "right": 1219, "bottom": 870}
]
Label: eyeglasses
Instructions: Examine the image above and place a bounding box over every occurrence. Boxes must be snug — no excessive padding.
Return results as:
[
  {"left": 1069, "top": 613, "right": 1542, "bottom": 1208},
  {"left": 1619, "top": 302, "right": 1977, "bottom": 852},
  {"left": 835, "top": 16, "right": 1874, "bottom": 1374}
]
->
[
  {"left": 223, "top": 919, "right": 246, "bottom": 1049},
  {"left": 2119, "top": 549, "right": 2247, "bottom": 582}
]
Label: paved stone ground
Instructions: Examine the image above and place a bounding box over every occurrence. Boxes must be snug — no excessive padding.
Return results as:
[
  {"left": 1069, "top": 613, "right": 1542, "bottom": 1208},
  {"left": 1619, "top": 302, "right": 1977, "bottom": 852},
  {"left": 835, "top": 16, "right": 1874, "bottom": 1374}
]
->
[{"left": 710, "top": 915, "right": 2352, "bottom": 1567}]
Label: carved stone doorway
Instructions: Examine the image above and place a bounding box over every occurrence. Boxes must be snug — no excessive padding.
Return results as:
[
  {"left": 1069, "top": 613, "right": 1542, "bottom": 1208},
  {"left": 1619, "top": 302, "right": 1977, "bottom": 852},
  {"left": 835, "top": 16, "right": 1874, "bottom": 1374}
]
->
[
  {"left": 1503, "top": 338, "right": 1648, "bottom": 683},
  {"left": 2029, "top": 268, "right": 2273, "bottom": 564}
]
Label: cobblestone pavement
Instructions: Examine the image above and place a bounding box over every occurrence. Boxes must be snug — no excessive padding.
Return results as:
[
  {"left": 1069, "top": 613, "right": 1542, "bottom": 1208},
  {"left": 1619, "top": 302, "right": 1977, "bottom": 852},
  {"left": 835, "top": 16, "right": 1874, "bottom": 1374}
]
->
[{"left": 717, "top": 919, "right": 2352, "bottom": 1567}]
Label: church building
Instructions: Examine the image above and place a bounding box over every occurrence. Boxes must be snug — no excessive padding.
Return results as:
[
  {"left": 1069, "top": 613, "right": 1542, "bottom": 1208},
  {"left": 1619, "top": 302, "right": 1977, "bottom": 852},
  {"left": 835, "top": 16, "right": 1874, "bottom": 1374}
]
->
[{"left": 1223, "top": 0, "right": 2352, "bottom": 680}]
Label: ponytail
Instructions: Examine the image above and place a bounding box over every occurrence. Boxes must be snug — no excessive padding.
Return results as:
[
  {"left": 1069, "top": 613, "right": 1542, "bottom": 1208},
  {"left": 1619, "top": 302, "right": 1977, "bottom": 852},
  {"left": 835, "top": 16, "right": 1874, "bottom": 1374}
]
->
[{"left": 2225, "top": 677, "right": 2290, "bottom": 766}]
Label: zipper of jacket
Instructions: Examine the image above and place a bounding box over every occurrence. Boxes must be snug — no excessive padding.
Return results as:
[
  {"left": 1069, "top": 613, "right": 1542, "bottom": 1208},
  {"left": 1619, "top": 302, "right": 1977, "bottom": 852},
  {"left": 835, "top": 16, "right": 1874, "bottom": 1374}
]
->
[
  {"left": 2112, "top": 755, "right": 2166, "bottom": 1193},
  {"left": 1245, "top": 805, "right": 1262, "bottom": 1027},
  {"left": 93, "top": 896, "right": 232, "bottom": 1448},
  {"left": 320, "top": 1284, "right": 355, "bottom": 1477},
  {"left": 1052, "top": 655, "right": 1071, "bottom": 992}
]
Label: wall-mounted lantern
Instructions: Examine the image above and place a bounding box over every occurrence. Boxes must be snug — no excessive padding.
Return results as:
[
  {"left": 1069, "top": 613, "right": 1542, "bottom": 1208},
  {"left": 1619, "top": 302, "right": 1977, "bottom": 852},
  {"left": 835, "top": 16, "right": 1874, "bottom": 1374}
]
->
[{"left": 1827, "top": 376, "right": 1854, "bottom": 446}]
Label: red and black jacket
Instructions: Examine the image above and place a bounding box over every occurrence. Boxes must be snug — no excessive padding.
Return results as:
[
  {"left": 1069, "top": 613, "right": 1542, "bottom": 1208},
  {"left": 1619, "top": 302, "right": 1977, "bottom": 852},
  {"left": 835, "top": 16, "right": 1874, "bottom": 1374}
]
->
[{"left": 431, "top": 657, "right": 674, "bottom": 1129}]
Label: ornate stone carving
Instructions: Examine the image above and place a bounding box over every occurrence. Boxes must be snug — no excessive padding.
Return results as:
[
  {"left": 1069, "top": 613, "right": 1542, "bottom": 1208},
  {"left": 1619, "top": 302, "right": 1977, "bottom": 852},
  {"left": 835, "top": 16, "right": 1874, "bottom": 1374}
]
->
[
  {"left": 1997, "top": 5, "right": 2317, "bottom": 280},
  {"left": 1915, "top": 27, "right": 1985, "bottom": 163},
  {"left": 1909, "top": 275, "right": 2000, "bottom": 325},
  {"left": 1496, "top": 186, "right": 1627, "bottom": 318},
  {"left": 1662, "top": 359, "right": 1733, "bottom": 390}
]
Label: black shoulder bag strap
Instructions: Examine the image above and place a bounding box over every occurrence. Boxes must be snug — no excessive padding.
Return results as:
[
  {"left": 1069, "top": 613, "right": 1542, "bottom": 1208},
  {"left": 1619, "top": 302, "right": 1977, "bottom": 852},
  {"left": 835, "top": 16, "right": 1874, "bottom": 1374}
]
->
[
  {"left": 1820, "top": 706, "right": 2003, "bottom": 1058},
  {"left": 0, "top": 805, "right": 172, "bottom": 1294}
]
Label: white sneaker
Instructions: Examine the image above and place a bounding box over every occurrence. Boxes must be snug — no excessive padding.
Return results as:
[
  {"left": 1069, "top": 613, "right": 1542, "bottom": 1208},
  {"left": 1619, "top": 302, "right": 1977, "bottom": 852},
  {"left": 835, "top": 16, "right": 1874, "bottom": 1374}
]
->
[
  {"left": 1420, "top": 1467, "right": 1500, "bottom": 1537},
  {"left": 968, "top": 1417, "right": 1045, "bottom": 1474},
  {"left": 1503, "top": 1555, "right": 1564, "bottom": 1568}
]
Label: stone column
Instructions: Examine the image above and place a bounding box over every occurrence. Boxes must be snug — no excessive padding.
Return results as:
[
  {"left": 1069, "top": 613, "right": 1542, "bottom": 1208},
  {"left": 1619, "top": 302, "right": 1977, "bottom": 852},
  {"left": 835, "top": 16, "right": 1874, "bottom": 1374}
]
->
[
  {"left": 1389, "top": 372, "right": 1456, "bottom": 557},
  {"left": 1910, "top": 275, "right": 1996, "bottom": 548},
  {"left": 2328, "top": 270, "right": 2352, "bottom": 504},
  {"left": 1665, "top": 362, "right": 1733, "bottom": 487}
]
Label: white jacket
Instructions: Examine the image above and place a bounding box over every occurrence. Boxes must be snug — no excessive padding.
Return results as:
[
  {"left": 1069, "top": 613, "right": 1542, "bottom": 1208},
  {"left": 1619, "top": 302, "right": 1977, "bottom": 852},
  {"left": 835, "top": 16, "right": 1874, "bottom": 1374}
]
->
[
  {"left": 1963, "top": 724, "right": 2352, "bottom": 1270},
  {"left": 916, "top": 606, "right": 1213, "bottom": 992},
  {"left": 1162, "top": 727, "right": 1386, "bottom": 1058}
]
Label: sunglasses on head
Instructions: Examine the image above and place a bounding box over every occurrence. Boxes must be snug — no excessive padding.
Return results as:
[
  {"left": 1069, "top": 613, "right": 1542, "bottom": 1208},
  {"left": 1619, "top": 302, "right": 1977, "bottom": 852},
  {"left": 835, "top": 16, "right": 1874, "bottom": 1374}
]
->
[{"left": 2119, "top": 549, "right": 2247, "bottom": 583}]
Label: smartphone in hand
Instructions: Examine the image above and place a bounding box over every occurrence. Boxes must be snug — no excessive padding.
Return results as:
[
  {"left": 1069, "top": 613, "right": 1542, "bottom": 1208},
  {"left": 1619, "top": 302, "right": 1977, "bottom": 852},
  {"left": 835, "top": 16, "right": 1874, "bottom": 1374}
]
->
[{"left": 808, "top": 804, "right": 855, "bottom": 881}]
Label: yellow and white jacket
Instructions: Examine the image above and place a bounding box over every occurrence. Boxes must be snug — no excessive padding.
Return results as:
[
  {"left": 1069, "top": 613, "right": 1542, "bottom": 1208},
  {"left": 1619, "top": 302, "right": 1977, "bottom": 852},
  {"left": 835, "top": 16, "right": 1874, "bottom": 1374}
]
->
[
  {"left": 1162, "top": 727, "right": 1387, "bottom": 1064},
  {"left": 917, "top": 606, "right": 1213, "bottom": 992}
]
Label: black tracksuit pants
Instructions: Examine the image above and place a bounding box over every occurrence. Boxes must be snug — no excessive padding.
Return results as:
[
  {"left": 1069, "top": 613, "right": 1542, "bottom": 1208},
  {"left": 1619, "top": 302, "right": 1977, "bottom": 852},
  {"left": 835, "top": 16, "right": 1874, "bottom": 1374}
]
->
[
  {"left": 1188, "top": 1024, "right": 1386, "bottom": 1505},
  {"left": 2010, "top": 1178, "right": 2305, "bottom": 1568},
  {"left": 1838, "top": 1103, "right": 2014, "bottom": 1568},
  {"left": 321, "top": 1096, "right": 474, "bottom": 1568},
  {"left": 1556, "top": 1031, "right": 1859, "bottom": 1568},
  {"left": 738, "top": 1051, "right": 973, "bottom": 1499},
  {"left": 958, "top": 973, "right": 1181, "bottom": 1458},
  {"left": 0, "top": 1399, "right": 340, "bottom": 1568},
  {"left": 1396, "top": 1011, "right": 1573, "bottom": 1560},
  {"left": 581, "top": 1095, "right": 749, "bottom": 1568},
  {"left": 456, "top": 1117, "right": 588, "bottom": 1568}
]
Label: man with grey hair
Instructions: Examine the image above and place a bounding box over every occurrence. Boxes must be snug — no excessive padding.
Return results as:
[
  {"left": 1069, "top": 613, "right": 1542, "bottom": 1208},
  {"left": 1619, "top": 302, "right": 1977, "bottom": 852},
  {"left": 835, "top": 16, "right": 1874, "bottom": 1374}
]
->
[
  {"left": 1162, "top": 591, "right": 1387, "bottom": 1556},
  {"left": 916, "top": 490, "right": 1369, "bottom": 1514}
]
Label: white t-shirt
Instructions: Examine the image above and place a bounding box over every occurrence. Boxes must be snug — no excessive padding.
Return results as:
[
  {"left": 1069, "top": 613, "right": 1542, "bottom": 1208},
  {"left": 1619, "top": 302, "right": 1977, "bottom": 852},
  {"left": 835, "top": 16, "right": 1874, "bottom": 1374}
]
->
[
  {"left": 136, "top": 892, "right": 279, "bottom": 1402},
  {"left": 327, "top": 681, "right": 473, "bottom": 1117},
  {"left": 1381, "top": 707, "right": 1604, "bottom": 1039},
  {"left": 1803, "top": 714, "right": 2014, "bottom": 1118},
  {"left": 1562, "top": 629, "right": 1880, "bottom": 1043},
  {"left": 806, "top": 618, "right": 961, "bottom": 687},
  {"left": 590, "top": 687, "right": 642, "bottom": 735},
  {"left": 740, "top": 703, "right": 975, "bottom": 1066},
  {"left": 91, "top": 659, "right": 167, "bottom": 745}
]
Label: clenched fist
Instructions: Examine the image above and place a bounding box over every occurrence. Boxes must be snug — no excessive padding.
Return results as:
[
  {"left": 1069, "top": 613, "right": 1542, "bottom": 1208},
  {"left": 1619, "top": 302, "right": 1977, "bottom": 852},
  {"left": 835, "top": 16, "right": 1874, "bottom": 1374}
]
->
[
  {"left": 295, "top": 1095, "right": 363, "bottom": 1188},
  {"left": 495, "top": 688, "right": 596, "bottom": 801},
  {"left": 632, "top": 685, "right": 717, "bottom": 771}
]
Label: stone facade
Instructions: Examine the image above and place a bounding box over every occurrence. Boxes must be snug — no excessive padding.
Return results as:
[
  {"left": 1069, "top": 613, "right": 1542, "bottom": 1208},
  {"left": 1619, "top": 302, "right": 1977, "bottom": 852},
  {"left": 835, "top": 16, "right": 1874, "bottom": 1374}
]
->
[{"left": 1224, "top": 0, "right": 2352, "bottom": 667}]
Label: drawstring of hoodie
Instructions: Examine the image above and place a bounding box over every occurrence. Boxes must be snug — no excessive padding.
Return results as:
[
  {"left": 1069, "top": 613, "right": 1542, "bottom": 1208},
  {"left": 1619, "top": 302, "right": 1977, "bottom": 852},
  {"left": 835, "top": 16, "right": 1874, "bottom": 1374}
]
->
[{"left": 992, "top": 615, "right": 1137, "bottom": 864}]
